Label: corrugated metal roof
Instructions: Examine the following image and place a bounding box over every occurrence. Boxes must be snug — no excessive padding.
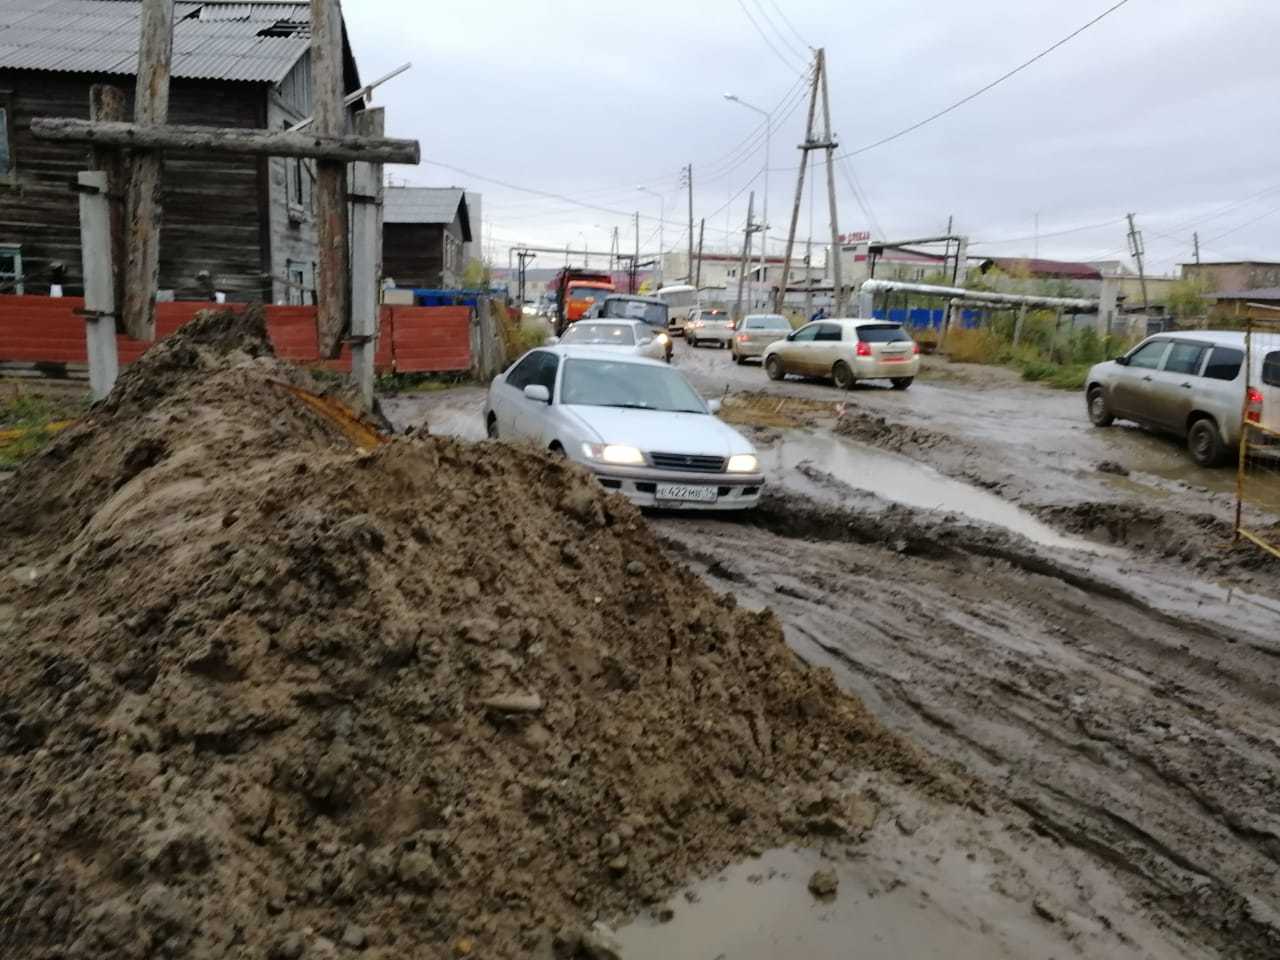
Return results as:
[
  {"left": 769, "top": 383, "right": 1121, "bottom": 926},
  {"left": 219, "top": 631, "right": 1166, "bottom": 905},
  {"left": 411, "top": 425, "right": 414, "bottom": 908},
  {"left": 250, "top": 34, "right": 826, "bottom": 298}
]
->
[
  {"left": 0, "top": 0, "right": 312, "bottom": 83},
  {"left": 1211, "top": 287, "right": 1280, "bottom": 302},
  {"left": 385, "top": 188, "right": 472, "bottom": 240}
]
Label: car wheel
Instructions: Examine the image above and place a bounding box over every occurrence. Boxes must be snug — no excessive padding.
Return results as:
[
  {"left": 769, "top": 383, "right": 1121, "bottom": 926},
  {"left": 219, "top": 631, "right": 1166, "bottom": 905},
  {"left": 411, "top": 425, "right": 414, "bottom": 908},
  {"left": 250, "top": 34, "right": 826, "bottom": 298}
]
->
[
  {"left": 1187, "top": 417, "right": 1227, "bottom": 467},
  {"left": 1087, "top": 386, "right": 1114, "bottom": 427},
  {"left": 891, "top": 377, "right": 914, "bottom": 391},
  {"left": 734, "top": 351, "right": 746, "bottom": 366},
  {"left": 688, "top": 337, "right": 697, "bottom": 348},
  {"left": 486, "top": 413, "right": 499, "bottom": 439},
  {"left": 548, "top": 441, "right": 566, "bottom": 458},
  {"left": 833, "top": 360, "right": 855, "bottom": 390},
  {"left": 765, "top": 355, "right": 785, "bottom": 381}
]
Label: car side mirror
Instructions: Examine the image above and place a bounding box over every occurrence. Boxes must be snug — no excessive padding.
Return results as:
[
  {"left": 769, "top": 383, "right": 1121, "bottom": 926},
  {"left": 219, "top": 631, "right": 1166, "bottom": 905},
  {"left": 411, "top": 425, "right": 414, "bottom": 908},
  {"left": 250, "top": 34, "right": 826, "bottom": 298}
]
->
[
  {"left": 707, "top": 398, "right": 722, "bottom": 414},
  {"left": 1114, "top": 356, "right": 1129, "bottom": 366},
  {"left": 786, "top": 332, "right": 796, "bottom": 341},
  {"left": 523, "top": 384, "right": 551, "bottom": 404},
  {"left": 547, "top": 335, "right": 560, "bottom": 345}
]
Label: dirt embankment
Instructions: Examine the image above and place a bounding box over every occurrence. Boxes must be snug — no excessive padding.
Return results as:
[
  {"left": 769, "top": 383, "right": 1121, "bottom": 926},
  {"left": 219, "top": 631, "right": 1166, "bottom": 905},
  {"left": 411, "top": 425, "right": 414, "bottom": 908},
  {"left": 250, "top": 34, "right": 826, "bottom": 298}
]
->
[{"left": 0, "top": 311, "right": 942, "bottom": 959}]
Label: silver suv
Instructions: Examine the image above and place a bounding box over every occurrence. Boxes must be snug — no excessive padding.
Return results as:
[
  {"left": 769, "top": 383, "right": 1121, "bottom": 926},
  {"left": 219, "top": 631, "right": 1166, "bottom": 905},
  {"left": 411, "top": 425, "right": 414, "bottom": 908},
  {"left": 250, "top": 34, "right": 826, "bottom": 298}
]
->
[{"left": 1084, "top": 331, "right": 1280, "bottom": 466}]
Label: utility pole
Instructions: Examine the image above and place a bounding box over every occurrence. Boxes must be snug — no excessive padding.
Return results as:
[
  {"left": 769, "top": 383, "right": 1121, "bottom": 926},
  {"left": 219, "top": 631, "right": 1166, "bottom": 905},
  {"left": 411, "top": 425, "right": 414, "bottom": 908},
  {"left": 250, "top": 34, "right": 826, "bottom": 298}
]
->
[
  {"left": 684, "top": 163, "right": 694, "bottom": 285},
  {"left": 1193, "top": 232, "right": 1201, "bottom": 265},
  {"left": 517, "top": 249, "right": 536, "bottom": 308},
  {"left": 943, "top": 214, "right": 953, "bottom": 280},
  {"left": 121, "top": 0, "right": 174, "bottom": 341},
  {"left": 633, "top": 211, "right": 640, "bottom": 294},
  {"left": 1127, "top": 212, "right": 1150, "bottom": 312},
  {"left": 735, "top": 191, "right": 757, "bottom": 322},
  {"left": 695, "top": 218, "right": 705, "bottom": 288},
  {"left": 775, "top": 48, "right": 843, "bottom": 316},
  {"left": 311, "top": 0, "right": 351, "bottom": 356}
]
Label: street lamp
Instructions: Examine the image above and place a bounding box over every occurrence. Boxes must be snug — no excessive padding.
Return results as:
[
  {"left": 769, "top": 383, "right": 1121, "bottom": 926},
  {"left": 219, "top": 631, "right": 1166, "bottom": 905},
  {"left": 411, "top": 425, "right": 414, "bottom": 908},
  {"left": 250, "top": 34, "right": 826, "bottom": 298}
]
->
[
  {"left": 724, "top": 93, "right": 770, "bottom": 308},
  {"left": 637, "top": 186, "right": 664, "bottom": 287}
]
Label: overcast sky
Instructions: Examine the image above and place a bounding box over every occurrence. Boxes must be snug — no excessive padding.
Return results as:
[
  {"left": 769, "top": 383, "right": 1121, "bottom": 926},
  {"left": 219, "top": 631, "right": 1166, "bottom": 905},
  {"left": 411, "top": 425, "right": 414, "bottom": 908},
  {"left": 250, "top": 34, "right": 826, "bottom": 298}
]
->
[{"left": 346, "top": 0, "right": 1280, "bottom": 276}]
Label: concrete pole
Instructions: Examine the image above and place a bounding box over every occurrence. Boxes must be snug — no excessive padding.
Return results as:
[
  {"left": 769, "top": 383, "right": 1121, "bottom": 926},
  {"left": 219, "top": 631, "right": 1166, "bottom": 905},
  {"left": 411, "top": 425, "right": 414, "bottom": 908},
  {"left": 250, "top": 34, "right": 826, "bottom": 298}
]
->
[
  {"left": 1013, "top": 302, "right": 1028, "bottom": 346},
  {"left": 349, "top": 108, "right": 384, "bottom": 411},
  {"left": 818, "top": 50, "right": 843, "bottom": 315},
  {"left": 1098, "top": 276, "right": 1120, "bottom": 341},
  {"left": 78, "top": 171, "right": 120, "bottom": 400},
  {"left": 735, "top": 192, "right": 755, "bottom": 323}
]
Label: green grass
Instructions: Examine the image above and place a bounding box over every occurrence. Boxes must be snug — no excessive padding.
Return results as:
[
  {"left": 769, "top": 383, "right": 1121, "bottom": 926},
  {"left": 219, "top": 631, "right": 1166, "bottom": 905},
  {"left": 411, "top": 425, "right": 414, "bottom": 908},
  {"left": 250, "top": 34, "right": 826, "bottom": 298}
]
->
[
  {"left": 0, "top": 392, "right": 87, "bottom": 467},
  {"left": 376, "top": 372, "right": 472, "bottom": 395},
  {"left": 945, "top": 323, "right": 1136, "bottom": 391}
]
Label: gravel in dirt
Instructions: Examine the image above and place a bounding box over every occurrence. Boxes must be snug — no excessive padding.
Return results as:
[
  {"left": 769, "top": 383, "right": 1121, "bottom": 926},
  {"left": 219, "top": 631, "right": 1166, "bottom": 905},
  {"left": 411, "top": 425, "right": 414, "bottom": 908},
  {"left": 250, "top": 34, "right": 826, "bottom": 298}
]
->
[{"left": 0, "top": 311, "right": 945, "bottom": 958}]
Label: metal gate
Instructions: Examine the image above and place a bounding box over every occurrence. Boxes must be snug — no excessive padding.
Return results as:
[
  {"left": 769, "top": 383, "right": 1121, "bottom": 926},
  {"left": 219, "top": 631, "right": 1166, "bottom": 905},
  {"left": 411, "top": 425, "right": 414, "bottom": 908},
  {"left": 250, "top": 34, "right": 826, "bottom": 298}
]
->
[{"left": 1235, "top": 316, "right": 1280, "bottom": 560}]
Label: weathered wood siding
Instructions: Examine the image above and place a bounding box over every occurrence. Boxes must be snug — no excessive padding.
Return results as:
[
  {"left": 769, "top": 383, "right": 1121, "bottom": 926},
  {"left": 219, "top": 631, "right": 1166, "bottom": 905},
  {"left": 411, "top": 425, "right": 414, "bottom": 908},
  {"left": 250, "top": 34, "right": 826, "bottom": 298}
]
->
[
  {"left": 0, "top": 70, "right": 268, "bottom": 299},
  {"left": 266, "top": 52, "right": 317, "bottom": 305},
  {"left": 384, "top": 222, "right": 444, "bottom": 290}
]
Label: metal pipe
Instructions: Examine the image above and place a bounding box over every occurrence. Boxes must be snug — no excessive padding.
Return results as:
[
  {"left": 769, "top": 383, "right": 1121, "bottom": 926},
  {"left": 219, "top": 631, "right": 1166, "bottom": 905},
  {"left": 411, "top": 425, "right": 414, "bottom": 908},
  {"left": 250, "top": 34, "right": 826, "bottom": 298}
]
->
[
  {"left": 288, "top": 62, "right": 413, "bottom": 132},
  {"left": 859, "top": 278, "right": 1096, "bottom": 311}
]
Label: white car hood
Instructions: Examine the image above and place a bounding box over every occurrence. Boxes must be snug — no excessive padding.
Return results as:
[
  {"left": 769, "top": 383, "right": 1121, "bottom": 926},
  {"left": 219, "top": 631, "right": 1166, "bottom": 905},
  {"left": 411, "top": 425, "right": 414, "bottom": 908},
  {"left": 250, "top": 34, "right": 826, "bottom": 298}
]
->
[{"left": 563, "top": 405, "right": 754, "bottom": 457}]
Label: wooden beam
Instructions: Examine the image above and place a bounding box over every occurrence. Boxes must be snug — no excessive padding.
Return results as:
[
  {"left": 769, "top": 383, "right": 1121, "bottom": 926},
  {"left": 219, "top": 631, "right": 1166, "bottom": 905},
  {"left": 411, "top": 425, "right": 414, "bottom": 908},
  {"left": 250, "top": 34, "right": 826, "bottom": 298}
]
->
[
  {"left": 122, "top": 0, "right": 175, "bottom": 341},
  {"left": 350, "top": 108, "right": 384, "bottom": 410},
  {"left": 32, "top": 118, "right": 421, "bottom": 165},
  {"left": 89, "top": 85, "right": 127, "bottom": 311},
  {"left": 312, "top": 0, "right": 348, "bottom": 358}
]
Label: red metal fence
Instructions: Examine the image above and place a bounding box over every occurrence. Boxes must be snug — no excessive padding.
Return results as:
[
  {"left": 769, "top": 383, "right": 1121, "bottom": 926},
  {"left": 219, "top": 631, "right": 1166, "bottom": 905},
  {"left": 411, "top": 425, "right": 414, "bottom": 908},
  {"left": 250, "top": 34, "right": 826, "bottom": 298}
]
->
[{"left": 0, "top": 297, "right": 472, "bottom": 374}]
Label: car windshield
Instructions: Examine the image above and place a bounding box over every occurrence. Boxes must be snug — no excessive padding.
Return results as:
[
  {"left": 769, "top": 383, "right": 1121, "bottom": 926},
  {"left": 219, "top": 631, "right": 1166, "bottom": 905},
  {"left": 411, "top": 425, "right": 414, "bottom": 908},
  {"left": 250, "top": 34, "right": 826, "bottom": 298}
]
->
[
  {"left": 560, "top": 358, "right": 707, "bottom": 413},
  {"left": 701, "top": 313, "right": 731, "bottom": 326},
  {"left": 600, "top": 299, "right": 668, "bottom": 326},
  {"left": 568, "top": 285, "right": 611, "bottom": 303},
  {"left": 562, "top": 323, "right": 636, "bottom": 346},
  {"left": 744, "top": 315, "right": 790, "bottom": 331},
  {"left": 856, "top": 323, "right": 911, "bottom": 343}
]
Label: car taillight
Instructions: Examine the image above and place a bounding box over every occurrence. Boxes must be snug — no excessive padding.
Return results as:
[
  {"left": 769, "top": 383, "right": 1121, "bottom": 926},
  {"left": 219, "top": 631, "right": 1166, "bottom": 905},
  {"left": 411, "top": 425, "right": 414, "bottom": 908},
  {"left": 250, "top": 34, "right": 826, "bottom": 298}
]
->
[
  {"left": 912, "top": 340, "right": 921, "bottom": 355},
  {"left": 1247, "top": 387, "right": 1264, "bottom": 424},
  {"left": 855, "top": 341, "right": 872, "bottom": 357},
  {"left": 737, "top": 334, "right": 751, "bottom": 342}
]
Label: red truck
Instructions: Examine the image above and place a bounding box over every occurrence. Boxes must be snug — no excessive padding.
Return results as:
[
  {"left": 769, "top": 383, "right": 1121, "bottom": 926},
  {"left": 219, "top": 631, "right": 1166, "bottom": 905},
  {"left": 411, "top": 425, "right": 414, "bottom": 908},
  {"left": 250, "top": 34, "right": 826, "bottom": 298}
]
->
[{"left": 550, "top": 269, "right": 615, "bottom": 336}]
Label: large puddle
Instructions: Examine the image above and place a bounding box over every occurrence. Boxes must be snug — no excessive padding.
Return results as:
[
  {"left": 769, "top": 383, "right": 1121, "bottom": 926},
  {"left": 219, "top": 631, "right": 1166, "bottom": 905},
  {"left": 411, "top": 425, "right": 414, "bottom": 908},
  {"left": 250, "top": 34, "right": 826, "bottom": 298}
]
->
[{"left": 762, "top": 432, "right": 1103, "bottom": 553}]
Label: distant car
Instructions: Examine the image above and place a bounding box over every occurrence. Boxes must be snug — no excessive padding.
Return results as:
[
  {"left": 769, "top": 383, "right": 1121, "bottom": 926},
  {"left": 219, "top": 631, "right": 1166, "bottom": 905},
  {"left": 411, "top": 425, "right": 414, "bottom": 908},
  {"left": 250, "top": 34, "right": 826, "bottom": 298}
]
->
[
  {"left": 762, "top": 318, "right": 921, "bottom": 390},
  {"left": 585, "top": 295, "right": 672, "bottom": 360},
  {"left": 484, "top": 346, "right": 764, "bottom": 510},
  {"left": 655, "top": 284, "right": 699, "bottom": 335},
  {"left": 730, "top": 313, "right": 792, "bottom": 365},
  {"left": 686, "top": 308, "right": 734, "bottom": 348},
  {"left": 558, "top": 319, "right": 669, "bottom": 362},
  {"left": 1084, "top": 330, "right": 1280, "bottom": 467}
]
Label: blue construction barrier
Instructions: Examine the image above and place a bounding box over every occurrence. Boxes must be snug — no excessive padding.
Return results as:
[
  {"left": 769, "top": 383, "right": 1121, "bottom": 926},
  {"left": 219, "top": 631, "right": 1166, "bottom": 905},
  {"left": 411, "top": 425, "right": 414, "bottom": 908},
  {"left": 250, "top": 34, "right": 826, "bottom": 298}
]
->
[
  {"left": 873, "top": 307, "right": 983, "bottom": 330},
  {"left": 410, "top": 288, "right": 507, "bottom": 308}
]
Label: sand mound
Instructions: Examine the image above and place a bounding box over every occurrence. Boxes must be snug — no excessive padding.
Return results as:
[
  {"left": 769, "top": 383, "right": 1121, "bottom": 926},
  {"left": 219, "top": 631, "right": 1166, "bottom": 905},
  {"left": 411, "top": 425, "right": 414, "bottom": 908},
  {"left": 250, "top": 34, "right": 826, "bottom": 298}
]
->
[{"left": 0, "top": 312, "right": 935, "bottom": 958}]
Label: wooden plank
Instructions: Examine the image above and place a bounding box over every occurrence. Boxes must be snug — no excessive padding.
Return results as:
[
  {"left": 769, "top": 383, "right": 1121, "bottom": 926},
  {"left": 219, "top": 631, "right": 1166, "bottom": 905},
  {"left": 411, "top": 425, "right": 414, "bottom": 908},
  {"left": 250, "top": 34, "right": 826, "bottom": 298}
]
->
[
  {"left": 31, "top": 118, "right": 421, "bottom": 165},
  {"left": 90, "top": 84, "right": 128, "bottom": 309},
  {"left": 121, "top": 0, "right": 176, "bottom": 341},
  {"left": 311, "top": 0, "right": 348, "bottom": 357}
]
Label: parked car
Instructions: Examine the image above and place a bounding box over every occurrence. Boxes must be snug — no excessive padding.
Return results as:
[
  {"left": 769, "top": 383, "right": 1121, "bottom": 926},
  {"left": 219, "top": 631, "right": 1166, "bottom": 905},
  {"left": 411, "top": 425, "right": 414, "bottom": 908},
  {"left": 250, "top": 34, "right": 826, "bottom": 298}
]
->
[
  {"left": 1084, "top": 330, "right": 1280, "bottom": 467},
  {"left": 558, "top": 319, "right": 670, "bottom": 362},
  {"left": 761, "top": 318, "right": 920, "bottom": 389},
  {"left": 686, "top": 308, "right": 734, "bottom": 348},
  {"left": 484, "top": 346, "right": 764, "bottom": 510},
  {"left": 730, "top": 313, "right": 792, "bottom": 365}
]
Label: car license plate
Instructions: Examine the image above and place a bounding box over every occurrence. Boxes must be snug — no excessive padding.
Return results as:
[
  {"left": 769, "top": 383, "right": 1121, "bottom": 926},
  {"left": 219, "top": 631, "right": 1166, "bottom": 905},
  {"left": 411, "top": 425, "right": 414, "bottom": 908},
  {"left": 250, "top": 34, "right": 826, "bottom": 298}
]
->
[{"left": 656, "top": 483, "right": 718, "bottom": 503}]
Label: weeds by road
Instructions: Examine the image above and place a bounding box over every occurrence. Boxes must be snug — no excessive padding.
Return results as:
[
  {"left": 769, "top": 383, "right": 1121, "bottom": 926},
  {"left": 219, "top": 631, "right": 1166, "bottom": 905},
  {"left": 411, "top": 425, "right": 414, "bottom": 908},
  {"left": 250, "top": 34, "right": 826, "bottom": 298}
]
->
[
  {"left": 945, "top": 322, "right": 1137, "bottom": 390},
  {"left": 0, "top": 389, "right": 86, "bottom": 468}
]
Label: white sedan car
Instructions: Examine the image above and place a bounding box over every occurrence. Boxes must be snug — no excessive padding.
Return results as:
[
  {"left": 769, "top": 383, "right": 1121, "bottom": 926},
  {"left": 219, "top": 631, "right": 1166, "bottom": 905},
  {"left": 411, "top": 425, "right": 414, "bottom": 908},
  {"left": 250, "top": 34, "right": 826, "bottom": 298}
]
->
[
  {"left": 557, "top": 319, "right": 670, "bottom": 362},
  {"left": 484, "top": 346, "right": 765, "bottom": 510}
]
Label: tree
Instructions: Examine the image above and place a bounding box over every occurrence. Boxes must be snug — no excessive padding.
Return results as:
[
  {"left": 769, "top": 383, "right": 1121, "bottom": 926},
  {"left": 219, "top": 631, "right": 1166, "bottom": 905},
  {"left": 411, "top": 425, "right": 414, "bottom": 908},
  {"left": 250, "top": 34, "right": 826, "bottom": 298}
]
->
[
  {"left": 462, "top": 258, "right": 491, "bottom": 290},
  {"left": 1167, "top": 275, "right": 1213, "bottom": 319}
]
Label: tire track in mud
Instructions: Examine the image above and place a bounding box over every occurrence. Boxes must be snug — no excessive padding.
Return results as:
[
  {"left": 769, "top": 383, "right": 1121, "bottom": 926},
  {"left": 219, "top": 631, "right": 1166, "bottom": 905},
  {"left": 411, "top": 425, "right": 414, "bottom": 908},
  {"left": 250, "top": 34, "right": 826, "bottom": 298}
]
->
[{"left": 653, "top": 498, "right": 1280, "bottom": 958}]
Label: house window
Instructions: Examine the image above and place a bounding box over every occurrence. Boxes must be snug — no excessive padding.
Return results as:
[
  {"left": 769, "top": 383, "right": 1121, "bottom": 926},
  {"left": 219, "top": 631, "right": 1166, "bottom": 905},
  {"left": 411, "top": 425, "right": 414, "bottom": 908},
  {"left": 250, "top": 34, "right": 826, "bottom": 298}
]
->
[
  {"left": 283, "top": 123, "right": 310, "bottom": 221},
  {"left": 0, "top": 245, "right": 22, "bottom": 294},
  {"left": 0, "top": 93, "right": 13, "bottom": 179},
  {"left": 285, "top": 259, "right": 311, "bottom": 305}
]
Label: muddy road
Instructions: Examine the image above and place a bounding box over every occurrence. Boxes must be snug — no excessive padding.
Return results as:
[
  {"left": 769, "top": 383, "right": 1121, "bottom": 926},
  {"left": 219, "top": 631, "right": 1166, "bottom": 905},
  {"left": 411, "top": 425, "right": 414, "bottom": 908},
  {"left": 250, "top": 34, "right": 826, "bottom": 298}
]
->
[{"left": 382, "top": 339, "right": 1280, "bottom": 955}]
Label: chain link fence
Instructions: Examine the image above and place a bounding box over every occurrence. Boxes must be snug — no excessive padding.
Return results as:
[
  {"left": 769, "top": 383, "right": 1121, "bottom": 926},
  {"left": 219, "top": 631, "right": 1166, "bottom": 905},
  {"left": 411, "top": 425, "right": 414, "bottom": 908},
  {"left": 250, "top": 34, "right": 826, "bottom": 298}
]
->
[{"left": 1235, "top": 317, "right": 1280, "bottom": 559}]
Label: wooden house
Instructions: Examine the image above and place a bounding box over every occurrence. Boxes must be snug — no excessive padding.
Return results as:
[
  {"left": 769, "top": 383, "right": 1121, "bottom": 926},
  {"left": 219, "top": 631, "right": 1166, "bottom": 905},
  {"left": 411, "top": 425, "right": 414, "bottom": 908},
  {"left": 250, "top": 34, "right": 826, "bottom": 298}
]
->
[
  {"left": 383, "top": 187, "right": 473, "bottom": 290},
  {"left": 0, "top": 0, "right": 362, "bottom": 303}
]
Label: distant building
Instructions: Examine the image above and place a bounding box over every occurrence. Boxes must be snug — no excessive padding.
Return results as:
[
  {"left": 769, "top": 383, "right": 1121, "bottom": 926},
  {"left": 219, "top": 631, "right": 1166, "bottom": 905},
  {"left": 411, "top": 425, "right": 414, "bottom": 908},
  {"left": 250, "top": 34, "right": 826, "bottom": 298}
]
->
[
  {"left": 661, "top": 250, "right": 810, "bottom": 308},
  {"left": 1208, "top": 286, "right": 1280, "bottom": 323},
  {"left": 1180, "top": 261, "right": 1280, "bottom": 293},
  {"left": 462, "top": 191, "right": 482, "bottom": 265},
  {"left": 977, "top": 257, "right": 1102, "bottom": 282},
  {"left": 840, "top": 242, "right": 946, "bottom": 285},
  {"left": 383, "top": 187, "right": 473, "bottom": 289}
]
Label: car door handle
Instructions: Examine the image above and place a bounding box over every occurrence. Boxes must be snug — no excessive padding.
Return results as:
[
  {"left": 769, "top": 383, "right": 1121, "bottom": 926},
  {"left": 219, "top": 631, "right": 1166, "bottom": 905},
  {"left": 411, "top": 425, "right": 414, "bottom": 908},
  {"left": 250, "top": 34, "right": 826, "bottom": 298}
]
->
[
  {"left": 1142, "top": 375, "right": 1154, "bottom": 382},
  {"left": 1180, "top": 382, "right": 1193, "bottom": 389}
]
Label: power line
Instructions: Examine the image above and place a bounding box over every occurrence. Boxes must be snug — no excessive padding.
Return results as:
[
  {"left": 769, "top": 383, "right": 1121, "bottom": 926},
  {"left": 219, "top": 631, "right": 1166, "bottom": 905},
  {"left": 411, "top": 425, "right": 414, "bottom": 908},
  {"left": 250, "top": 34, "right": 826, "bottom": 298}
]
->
[
  {"left": 830, "top": 0, "right": 1134, "bottom": 164},
  {"left": 969, "top": 217, "right": 1126, "bottom": 247},
  {"left": 734, "top": 0, "right": 807, "bottom": 75},
  {"left": 766, "top": 0, "right": 813, "bottom": 51},
  {"left": 837, "top": 155, "right": 884, "bottom": 237},
  {"left": 750, "top": 0, "right": 808, "bottom": 64},
  {"left": 1203, "top": 201, "right": 1280, "bottom": 245}
]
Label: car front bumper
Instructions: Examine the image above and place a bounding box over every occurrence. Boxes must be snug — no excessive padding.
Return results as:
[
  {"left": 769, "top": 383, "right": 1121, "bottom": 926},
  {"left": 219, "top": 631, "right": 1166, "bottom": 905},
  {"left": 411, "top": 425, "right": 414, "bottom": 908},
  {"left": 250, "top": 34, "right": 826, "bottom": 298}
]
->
[
  {"left": 732, "top": 338, "right": 783, "bottom": 358},
  {"left": 581, "top": 462, "right": 765, "bottom": 510}
]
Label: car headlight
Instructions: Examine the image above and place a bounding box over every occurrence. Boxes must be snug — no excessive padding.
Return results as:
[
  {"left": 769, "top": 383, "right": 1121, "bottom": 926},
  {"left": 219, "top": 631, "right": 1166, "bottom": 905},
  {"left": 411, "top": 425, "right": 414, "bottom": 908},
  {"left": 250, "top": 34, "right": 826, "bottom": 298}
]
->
[
  {"left": 581, "top": 443, "right": 646, "bottom": 466},
  {"left": 726, "top": 453, "right": 759, "bottom": 473},
  {"left": 656, "top": 333, "right": 670, "bottom": 344}
]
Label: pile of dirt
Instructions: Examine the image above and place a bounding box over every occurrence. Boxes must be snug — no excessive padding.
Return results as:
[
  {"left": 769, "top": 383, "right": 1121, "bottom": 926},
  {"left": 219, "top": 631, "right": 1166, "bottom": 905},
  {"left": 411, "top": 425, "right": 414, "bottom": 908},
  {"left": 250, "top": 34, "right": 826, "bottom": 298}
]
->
[
  {"left": 0, "top": 311, "right": 940, "bottom": 958},
  {"left": 834, "top": 410, "right": 951, "bottom": 454}
]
